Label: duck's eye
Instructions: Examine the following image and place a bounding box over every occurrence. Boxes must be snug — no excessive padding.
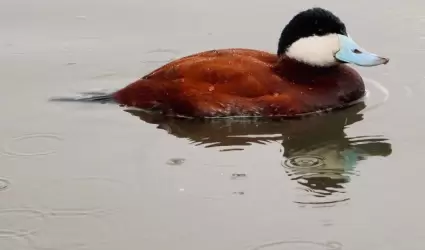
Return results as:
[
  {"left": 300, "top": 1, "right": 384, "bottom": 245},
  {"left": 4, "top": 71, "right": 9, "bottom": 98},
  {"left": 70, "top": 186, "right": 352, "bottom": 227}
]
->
[{"left": 352, "top": 49, "right": 362, "bottom": 54}]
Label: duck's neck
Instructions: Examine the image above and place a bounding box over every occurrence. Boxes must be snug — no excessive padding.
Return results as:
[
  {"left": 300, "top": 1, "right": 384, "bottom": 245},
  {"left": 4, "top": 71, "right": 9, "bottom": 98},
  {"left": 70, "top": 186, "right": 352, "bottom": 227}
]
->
[{"left": 274, "top": 56, "right": 339, "bottom": 83}]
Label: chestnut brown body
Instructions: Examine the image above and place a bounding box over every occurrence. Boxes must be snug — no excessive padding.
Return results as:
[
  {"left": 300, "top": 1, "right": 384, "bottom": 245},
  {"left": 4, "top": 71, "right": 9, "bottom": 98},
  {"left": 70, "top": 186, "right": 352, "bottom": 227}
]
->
[{"left": 113, "top": 49, "right": 365, "bottom": 118}]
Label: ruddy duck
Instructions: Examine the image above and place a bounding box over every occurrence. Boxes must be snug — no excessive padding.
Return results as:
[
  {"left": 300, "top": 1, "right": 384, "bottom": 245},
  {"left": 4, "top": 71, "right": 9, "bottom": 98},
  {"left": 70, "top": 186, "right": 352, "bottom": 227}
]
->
[{"left": 57, "top": 8, "right": 390, "bottom": 118}]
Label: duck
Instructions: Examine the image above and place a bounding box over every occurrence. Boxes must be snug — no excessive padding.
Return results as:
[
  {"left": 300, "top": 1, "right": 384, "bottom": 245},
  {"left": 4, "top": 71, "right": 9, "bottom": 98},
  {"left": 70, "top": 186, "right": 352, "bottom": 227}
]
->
[{"left": 111, "top": 7, "right": 389, "bottom": 118}]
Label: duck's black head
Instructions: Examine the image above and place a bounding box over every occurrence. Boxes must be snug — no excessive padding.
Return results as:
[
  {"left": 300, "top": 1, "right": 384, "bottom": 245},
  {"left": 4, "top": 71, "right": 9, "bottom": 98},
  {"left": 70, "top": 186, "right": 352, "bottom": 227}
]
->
[
  {"left": 277, "top": 8, "right": 389, "bottom": 67},
  {"left": 278, "top": 8, "right": 347, "bottom": 56}
]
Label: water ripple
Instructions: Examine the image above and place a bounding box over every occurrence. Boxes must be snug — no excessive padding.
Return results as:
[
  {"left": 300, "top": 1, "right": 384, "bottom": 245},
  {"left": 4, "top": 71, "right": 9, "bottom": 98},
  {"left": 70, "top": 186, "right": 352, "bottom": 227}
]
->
[
  {"left": 282, "top": 153, "right": 355, "bottom": 204},
  {"left": 362, "top": 77, "right": 390, "bottom": 113},
  {"left": 29, "top": 177, "right": 134, "bottom": 216},
  {"left": 2, "top": 134, "right": 63, "bottom": 157},
  {"left": 141, "top": 48, "right": 180, "bottom": 65},
  {"left": 25, "top": 215, "right": 110, "bottom": 250},
  {"left": 284, "top": 155, "right": 325, "bottom": 168},
  {"left": 281, "top": 130, "right": 392, "bottom": 205},
  {"left": 0, "top": 209, "right": 46, "bottom": 238},
  {"left": 0, "top": 235, "right": 32, "bottom": 250},
  {"left": 251, "top": 240, "right": 343, "bottom": 250}
]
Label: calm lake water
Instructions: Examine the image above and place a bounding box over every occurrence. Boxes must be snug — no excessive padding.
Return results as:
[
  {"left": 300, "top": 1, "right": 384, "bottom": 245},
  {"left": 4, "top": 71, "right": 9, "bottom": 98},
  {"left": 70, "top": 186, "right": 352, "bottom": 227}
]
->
[{"left": 0, "top": 0, "right": 424, "bottom": 249}]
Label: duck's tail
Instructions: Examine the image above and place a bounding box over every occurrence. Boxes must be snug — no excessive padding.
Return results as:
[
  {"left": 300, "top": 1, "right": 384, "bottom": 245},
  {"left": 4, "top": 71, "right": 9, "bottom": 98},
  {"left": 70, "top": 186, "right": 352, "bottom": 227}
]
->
[{"left": 49, "top": 90, "right": 117, "bottom": 104}]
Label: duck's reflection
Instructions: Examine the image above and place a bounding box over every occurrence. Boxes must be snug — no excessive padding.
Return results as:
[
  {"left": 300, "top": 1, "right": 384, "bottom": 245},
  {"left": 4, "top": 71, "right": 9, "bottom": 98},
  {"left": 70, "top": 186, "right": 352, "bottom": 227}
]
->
[{"left": 124, "top": 102, "right": 392, "bottom": 203}]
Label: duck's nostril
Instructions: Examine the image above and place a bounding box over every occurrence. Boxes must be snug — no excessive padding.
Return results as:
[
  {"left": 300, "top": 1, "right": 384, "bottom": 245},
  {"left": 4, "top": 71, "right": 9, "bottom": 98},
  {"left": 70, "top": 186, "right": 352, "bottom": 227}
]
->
[{"left": 352, "top": 49, "right": 362, "bottom": 54}]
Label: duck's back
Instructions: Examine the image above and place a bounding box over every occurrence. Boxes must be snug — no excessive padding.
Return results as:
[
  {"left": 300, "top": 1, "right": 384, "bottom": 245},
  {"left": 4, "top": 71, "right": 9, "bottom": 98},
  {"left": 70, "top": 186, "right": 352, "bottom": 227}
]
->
[
  {"left": 113, "top": 49, "right": 292, "bottom": 117},
  {"left": 142, "top": 49, "right": 286, "bottom": 97}
]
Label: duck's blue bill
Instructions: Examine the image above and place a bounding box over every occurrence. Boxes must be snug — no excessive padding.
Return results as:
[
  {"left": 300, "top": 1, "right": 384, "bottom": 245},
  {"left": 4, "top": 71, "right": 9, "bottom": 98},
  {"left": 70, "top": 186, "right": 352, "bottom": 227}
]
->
[{"left": 335, "top": 35, "right": 389, "bottom": 67}]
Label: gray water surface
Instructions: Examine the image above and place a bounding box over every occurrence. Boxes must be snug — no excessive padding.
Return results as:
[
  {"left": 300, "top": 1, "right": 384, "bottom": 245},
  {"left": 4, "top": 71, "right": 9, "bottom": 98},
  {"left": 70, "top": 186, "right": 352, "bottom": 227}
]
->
[{"left": 0, "top": 0, "right": 424, "bottom": 249}]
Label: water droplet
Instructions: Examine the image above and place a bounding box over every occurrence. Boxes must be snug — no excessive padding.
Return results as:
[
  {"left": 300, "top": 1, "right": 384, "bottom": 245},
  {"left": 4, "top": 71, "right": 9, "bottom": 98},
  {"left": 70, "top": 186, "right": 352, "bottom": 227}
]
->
[
  {"left": 0, "top": 179, "right": 10, "bottom": 191},
  {"left": 166, "top": 158, "right": 186, "bottom": 166},
  {"left": 322, "top": 219, "right": 333, "bottom": 227},
  {"left": 231, "top": 173, "right": 247, "bottom": 180}
]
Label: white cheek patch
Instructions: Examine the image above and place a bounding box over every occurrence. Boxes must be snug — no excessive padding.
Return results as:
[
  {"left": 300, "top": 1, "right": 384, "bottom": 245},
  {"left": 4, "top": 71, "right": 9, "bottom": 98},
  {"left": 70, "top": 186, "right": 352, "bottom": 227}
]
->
[{"left": 285, "top": 33, "right": 341, "bottom": 67}]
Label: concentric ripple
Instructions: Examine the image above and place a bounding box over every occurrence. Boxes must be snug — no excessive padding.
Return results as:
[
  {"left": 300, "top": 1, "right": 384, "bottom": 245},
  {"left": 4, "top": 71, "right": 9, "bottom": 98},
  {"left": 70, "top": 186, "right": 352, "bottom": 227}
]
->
[
  {"left": 284, "top": 155, "right": 325, "bottom": 168},
  {"left": 281, "top": 130, "right": 391, "bottom": 205},
  {"left": 282, "top": 154, "right": 355, "bottom": 205},
  {"left": 2, "top": 134, "right": 63, "bottom": 157}
]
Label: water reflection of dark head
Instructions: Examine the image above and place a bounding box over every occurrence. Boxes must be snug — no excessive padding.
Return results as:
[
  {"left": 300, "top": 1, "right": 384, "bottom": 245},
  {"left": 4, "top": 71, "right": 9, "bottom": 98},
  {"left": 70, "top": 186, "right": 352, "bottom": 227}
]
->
[{"left": 125, "top": 102, "right": 392, "bottom": 203}]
